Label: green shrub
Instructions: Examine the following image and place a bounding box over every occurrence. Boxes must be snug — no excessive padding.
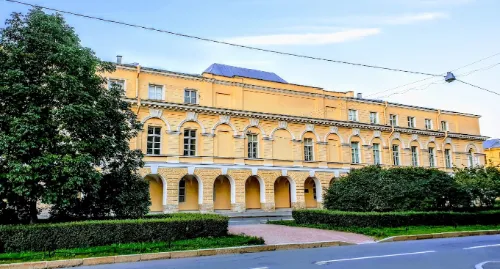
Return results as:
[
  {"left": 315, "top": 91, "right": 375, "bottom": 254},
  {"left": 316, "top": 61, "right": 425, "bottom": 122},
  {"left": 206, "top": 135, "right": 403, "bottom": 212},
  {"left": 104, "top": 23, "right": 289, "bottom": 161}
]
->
[
  {"left": 0, "top": 213, "right": 228, "bottom": 253},
  {"left": 293, "top": 210, "right": 500, "bottom": 228},
  {"left": 324, "top": 166, "right": 458, "bottom": 212}
]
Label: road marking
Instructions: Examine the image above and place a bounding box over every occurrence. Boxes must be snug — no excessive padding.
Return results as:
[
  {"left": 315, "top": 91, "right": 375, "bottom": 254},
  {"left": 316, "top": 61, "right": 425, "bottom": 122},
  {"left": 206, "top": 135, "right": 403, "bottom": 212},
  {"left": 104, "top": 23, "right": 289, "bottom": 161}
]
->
[
  {"left": 475, "top": 261, "right": 500, "bottom": 269},
  {"left": 315, "top": 250, "right": 436, "bottom": 265},
  {"left": 464, "top": 244, "right": 500, "bottom": 250},
  {"left": 250, "top": 267, "right": 268, "bottom": 269}
]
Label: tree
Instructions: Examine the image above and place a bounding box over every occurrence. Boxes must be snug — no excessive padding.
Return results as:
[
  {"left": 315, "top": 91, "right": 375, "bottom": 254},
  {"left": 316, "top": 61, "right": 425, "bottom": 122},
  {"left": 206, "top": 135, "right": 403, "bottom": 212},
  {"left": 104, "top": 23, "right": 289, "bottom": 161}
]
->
[
  {"left": 0, "top": 9, "right": 150, "bottom": 223},
  {"left": 453, "top": 166, "right": 500, "bottom": 209}
]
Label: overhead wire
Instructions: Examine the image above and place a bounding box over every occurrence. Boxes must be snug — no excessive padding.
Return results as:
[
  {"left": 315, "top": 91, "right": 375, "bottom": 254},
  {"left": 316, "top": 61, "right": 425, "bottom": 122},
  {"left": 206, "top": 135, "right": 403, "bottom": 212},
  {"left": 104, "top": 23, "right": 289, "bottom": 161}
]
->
[
  {"left": 455, "top": 80, "right": 500, "bottom": 96},
  {"left": 5, "top": 0, "right": 440, "bottom": 77}
]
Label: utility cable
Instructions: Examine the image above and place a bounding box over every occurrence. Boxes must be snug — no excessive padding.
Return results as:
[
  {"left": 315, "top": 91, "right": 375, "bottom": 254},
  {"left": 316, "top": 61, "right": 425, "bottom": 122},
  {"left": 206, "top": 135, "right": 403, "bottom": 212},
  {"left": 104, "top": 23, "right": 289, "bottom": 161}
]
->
[
  {"left": 456, "top": 80, "right": 500, "bottom": 96},
  {"left": 5, "top": 0, "right": 441, "bottom": 77}
]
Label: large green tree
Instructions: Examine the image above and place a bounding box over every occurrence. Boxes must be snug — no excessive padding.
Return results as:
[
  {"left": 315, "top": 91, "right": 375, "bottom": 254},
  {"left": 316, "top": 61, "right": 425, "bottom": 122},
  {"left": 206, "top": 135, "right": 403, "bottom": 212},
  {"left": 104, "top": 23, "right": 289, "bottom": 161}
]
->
[{"left": 0, "top": 9, "right": 150, "bottom": 223}]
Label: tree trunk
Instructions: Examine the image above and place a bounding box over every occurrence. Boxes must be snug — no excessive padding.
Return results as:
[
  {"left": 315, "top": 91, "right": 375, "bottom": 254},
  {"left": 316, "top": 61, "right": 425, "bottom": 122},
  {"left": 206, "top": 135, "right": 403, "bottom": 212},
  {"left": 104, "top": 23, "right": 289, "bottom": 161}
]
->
[{"left": 29, "top": 200, "right": 38, "bottom": 224}]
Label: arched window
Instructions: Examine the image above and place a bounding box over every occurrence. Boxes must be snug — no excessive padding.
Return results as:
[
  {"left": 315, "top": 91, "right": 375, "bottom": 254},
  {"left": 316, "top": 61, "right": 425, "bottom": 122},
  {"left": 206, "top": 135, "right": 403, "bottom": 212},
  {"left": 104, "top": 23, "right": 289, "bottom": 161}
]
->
[{"left": 468, "top": 149, "right": 475, "bottom": 167}]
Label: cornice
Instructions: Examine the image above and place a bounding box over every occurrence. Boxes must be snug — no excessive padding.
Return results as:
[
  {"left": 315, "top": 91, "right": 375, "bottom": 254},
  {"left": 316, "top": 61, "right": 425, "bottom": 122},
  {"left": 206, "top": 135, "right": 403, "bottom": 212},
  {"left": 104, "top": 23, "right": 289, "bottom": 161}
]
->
[{"left": 126, "top": 98, "right": 489, "bottom": 141}]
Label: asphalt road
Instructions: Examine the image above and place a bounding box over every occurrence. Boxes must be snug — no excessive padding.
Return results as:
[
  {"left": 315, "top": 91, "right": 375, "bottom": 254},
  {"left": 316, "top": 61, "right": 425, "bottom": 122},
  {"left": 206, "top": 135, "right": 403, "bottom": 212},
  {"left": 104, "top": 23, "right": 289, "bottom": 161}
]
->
[{"left": 74, "top": 235, "right": 500, "bottom": 269}]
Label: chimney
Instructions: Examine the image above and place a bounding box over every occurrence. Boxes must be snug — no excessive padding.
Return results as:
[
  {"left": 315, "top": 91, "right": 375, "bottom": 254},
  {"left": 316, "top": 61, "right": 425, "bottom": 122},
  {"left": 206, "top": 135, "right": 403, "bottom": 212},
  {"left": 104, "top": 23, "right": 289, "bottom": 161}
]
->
[
  {"left": 357, "top": 92, "right": 363, "bottom": 99},
  {"left": 116, "top": 55, "right": 122, "bottom": 64}
]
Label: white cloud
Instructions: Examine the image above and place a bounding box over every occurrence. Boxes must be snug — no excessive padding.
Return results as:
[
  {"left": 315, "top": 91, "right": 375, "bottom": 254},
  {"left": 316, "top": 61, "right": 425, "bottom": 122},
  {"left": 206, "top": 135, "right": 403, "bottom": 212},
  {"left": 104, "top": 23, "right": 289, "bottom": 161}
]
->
[
  {"left": 224, "top": 28, "right": 381, "bottom": 46},
  {"left": 383, "top": 12, "right": 449, "bottom": 25}
]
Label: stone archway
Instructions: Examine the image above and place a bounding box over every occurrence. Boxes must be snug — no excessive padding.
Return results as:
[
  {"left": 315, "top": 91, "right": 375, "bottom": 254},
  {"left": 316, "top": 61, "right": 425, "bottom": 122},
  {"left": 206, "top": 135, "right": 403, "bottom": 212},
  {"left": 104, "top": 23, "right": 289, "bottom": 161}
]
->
[
  {"left": 304, "top": 177, "right": 318, "bottom": 208},
  {"left": 178, "top": 175, "right": 199, "bottom": 211},
  {"left": 274, "top": 176, "right": 292, "bottom": 208},
  {"left": 213, "top": 175, "right": 231, "bottom": 210},
  {"left": 245, "top": 176, "right": 262, "bottom": 209},
  {"left": 145, "top": 174, "right": 164, "bottom": 212}
]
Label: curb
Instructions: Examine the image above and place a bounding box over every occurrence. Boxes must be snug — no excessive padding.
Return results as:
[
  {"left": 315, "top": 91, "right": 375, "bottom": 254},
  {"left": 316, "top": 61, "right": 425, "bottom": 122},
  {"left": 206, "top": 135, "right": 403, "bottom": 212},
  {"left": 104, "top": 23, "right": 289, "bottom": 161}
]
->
[
  {"left": 378, "top": 229, "right": 500, "bottom": 243},
  {"left": 0, "top": 240, "right": 353, "bottom": 269}
]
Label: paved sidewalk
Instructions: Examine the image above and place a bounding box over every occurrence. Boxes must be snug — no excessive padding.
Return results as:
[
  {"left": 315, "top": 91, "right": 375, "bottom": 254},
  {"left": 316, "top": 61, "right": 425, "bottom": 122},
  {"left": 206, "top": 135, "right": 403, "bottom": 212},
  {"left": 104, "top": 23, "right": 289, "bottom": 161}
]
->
[{"left": 229, "top": 224, "right": 374, "bottom": 245}]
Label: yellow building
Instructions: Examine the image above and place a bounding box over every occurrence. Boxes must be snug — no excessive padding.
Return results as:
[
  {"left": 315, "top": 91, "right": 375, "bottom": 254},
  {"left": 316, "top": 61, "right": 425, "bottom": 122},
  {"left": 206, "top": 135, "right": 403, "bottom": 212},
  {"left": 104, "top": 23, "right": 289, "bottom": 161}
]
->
[
  {"left": 484, "top": 139, "right": 500, "bottom": 167},
  {"left": 104, "top": 59, "right": 488, "bottom": 213}
]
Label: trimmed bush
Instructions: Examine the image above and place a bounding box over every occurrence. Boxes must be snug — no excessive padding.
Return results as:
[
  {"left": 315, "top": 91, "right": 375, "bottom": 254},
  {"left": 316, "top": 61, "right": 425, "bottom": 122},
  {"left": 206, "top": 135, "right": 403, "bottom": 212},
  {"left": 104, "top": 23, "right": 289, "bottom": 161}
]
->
[
  {"left": 0, "top": 213, "right": 228, "bottom": 253},
  {"left": 293, "top": 210, "right": 500, "bottom": 228}
]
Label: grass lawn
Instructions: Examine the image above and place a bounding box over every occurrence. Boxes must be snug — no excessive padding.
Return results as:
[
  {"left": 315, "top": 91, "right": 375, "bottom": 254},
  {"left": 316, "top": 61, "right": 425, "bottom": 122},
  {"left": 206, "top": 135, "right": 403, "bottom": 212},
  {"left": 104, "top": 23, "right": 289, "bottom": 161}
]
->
[
  {"left": 0, "top": 235, "right": 264, "bottom": 264},
  {"left": 269, "top": 220, "right": 500, "bottom": 240}
]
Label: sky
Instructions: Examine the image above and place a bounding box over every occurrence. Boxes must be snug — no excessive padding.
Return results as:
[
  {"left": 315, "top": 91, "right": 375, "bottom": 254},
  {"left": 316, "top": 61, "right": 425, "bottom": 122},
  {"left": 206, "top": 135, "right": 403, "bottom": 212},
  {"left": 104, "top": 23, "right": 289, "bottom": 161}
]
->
[{"left": 1, "top": 0, "right": 499, "bottom": 138}]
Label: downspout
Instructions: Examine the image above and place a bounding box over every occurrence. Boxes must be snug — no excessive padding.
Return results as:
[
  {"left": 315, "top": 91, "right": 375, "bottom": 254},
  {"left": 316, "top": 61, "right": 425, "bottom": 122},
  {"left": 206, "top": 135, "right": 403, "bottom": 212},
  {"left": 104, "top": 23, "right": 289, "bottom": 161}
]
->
[
  {"left": 135, "top": 64, "right": 141, "bottom": 114},
  {"left": 388, "top": 125, "right": 395, "bottom": 166},
  {"left": 383, "top": 101, "right": 389, "bottom": 125},
  {"left": 436, "top": 109, "right": 441, "bottom": 130},
  {"left": 441, "top": 130, "right": 448, "bottom": 169}
]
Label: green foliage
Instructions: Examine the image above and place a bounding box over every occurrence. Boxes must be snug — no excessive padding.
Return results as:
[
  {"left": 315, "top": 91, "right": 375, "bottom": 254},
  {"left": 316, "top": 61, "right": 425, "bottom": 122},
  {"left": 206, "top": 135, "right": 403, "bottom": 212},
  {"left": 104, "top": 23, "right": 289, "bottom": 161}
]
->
[
  {"left": 293, "top": 209, "right": 500, "bottom": 228},
  {"left": 324, "top": 166, "right": 457, "bottom": 212},
  {"left": 0, "top": 9, "right": 149, "bottom": 222},
  {"left": 0, "top": 214, "right": 228, "bottom": 253},
  {"left": 453, "top": 166, "right": 500, "bottom": 208}
]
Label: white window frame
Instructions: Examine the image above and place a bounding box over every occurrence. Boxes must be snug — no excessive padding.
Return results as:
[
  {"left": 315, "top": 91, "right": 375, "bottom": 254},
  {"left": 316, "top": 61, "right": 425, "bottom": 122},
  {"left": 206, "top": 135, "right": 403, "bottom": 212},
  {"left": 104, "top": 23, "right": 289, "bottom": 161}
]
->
[
  {"left": 407, "top": 116, "right": 416, "bottom": 128},
  {"left": 411, "top": 146, "right": 419, "bottom": 166},
  {"left": 247, "top": 133, "right": 258, "bottom": 159},
  {"left": 392, "top": 144, "right": 400, "bottom": 166},
  {"left": 428, "top": 147, "right": 436, "bottom": 167},
  {"left": 148, "top": 84, "right": 164, "bottom": 100},
  {"left": 389, "top": 114, "right": 398, "bottom": 127},
  {"left": 370, "top": 112, "right": 378, "bottom": 124},
  {"left": 304, "top": 138, "right": 314, "bottom": 162},
  {"left": 351, "top": 142, "right": 360, "bottom": 164},
  {"left": 179, "top": 179, "right": 186, "bottom": 203},
  {"left": 348, "top": 109, "right": 358, "bottom": 122},
  {"left": 146, "top": 126, "right": 161, "bottom": 155},
  {"left": 468, "top": 149, "right": 474, "bottom": 167},
  {"left": 184, "top": 88, "right": 198, "bottom": 104},
  {"left": 108, "top": 78, "right": 126, "bottom": 94},
  {"left": 425, "top": 119, "right": 433, "bottom": 130},
  {"left": 444, "top": 148, "right": 452, "bottom": 168},
  {"left": 372, "top": 143, "right": 381, "bottom": 165},
  {"left": 183, "top": 129, "right": 197, "bottom": 156},
  {"left": 440, "top": 121, "right": 448, "bottom": 132}
]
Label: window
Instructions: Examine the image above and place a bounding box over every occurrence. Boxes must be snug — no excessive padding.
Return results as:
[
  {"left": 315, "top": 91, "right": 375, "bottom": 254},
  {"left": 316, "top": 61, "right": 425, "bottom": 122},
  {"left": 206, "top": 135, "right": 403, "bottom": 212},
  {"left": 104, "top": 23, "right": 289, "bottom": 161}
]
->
[
  {"left": 179, "top": 179, "right": 186, "bottom": 203},
  {"left": 392, "top": 145, "right": 400, "bottom": 166},
  {"left": 148, "top": 84, "right": 163, "bottom": 100},
  {"left": 425, "top": 119, "right": 433, "bottom": 130},
  {"left": 468, "top": 149, "right": 474, "bottom": 167},
  {"left": 445, "top": 149, "right": 452, "bottom": 168},
  {"left": 372, "top": 143, "right": 381, "bottom": 165},
  {"left": 247, "top": 134, "right": 258, "bottom": 159},
  {"left": 348, "top": 109, "right": 358, "bottom": 121},
  {"left": 108, "top": 78, "right": 125, "bottom": 93},
  {"left": 146, "top": 127, "right": 161, "bottom": 155},
  {"left": 370, "top": 112, "right": 378, "bottom": 124},
  {"left": 389, "top": 114, "right": 398, "bottom": 127},
  {"left": 351, "top": 142, "right": 360, "bottom": 164},
  {"left": 428, "top": 147, "right": 435, "bottom": 167},
  {"left": 184, "top": 89, "right": 197, "bottom": 104},
  {"left": 183, "top": 129, "right": 196, "bottom": 156},
  {"left": 407, "top": 116, "right": 416, "bottom": 128},
  {"left": 411, "top": 146, "right": 419, "bottom": 166},
  {"left": 304, "top": 138, "right": 314, "bottom": 161},
  {"left": 440, "top": 121, "right": 448, "bottom": 131}
]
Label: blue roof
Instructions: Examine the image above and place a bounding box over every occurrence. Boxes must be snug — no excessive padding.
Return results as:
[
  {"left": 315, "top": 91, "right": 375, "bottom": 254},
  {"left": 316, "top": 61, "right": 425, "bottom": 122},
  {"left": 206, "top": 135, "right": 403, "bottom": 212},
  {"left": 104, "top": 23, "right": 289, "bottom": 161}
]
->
[
  {"left": 484, "top": 139, "right": 500, "bottom": 149},
  {"left": 203, "top": 63, "right": 287, "bottom": 83}
]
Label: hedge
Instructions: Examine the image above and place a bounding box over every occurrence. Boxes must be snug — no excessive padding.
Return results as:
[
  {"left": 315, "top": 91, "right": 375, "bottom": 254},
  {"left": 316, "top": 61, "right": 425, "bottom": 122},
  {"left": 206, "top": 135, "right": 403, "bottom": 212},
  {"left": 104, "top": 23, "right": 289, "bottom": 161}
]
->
[
  {"left": 293, "top": 210, "right": 500, "bottom": 228},
  {"left": 0, "top": 213, "right": 228, "bottom": 253}
]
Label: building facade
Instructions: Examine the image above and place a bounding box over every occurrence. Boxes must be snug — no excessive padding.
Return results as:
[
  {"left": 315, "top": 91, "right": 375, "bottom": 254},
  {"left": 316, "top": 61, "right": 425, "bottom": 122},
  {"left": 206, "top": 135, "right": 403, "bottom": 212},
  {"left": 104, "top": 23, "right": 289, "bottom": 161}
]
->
[
  {"left": 484, "top": 139, "right": 500, "bottom": 167},
  {"left": 103, "top": 61, "right": 488, "bottom": 213}
]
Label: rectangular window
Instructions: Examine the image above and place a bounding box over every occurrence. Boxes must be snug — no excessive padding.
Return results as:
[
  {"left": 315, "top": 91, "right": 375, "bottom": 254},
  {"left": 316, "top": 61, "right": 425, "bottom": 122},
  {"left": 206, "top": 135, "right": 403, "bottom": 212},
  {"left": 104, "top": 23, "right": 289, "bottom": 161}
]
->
[
  {"left": 179, "top": 179, "right": 185, "bottom": 203},
  {"left": 351, "top": 142, "right": 360, "bottom": 164},
  {"left": 146, "top": 127, "right": 161, "bottom": 155},
  {"left": 247, "top": 134, "right": 258, "bottom": 159},
  {"left": 411, "top": 146, "right": 419, "bottom": 166},
  {"left": 389, "top": 114, "right": 398, "bottom": 127},
  {"left": 392, "top": 145, "right": 400, "bottom": 166},
  {"left": 370, "top": 112, "right": 378, "bottom": 124},
  {"left": 304, "top": 138, "right": 314, "bottom": 161},
  {"left": 108, "top": 78, "right": 125, "bottom": 94},
  {"left": 148, "top": 84, "right": 163, "bottom": 100},
  {"left": 445, "top": 149, "right": 452, "bottom": 168},
  {"left": 428, "top": 147, "right": 435, "bottom": 167},
  {"left": 348, "top": 109, "right": 358, "bottom": 122},
  {"left": 183, "top": 129, "right": 196, "bottom": 156},
  {"left": 407, "top": 116, "right": 416, "bottom": 128},
  {"left": 441, "top": 121, "right": 448, "bottom": 131},
  {"left": 184, "top": 89, "right": 197, "bottom": 104},
  {"left": 372, "top": 143, "right": 381, "bottom": 165},
  {"left": 425, "top": 119, "right": 433, "bottom": 130}
]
